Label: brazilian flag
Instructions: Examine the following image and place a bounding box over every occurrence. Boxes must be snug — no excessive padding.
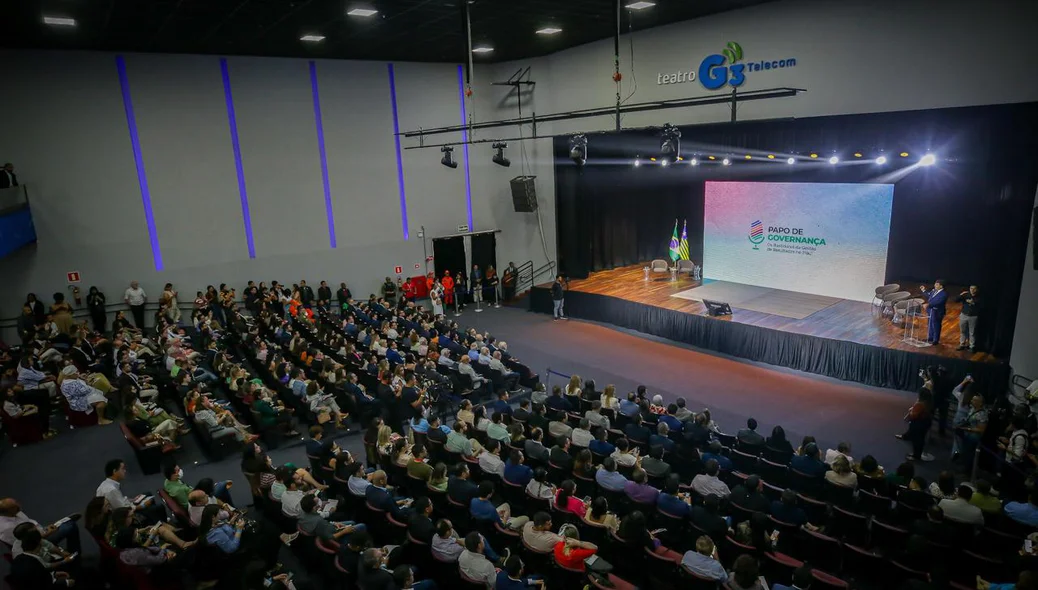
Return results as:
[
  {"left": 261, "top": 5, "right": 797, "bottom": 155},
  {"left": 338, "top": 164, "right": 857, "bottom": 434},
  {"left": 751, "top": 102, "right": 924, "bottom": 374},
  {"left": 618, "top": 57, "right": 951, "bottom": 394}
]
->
[
  {"left": 679, "top": 220, "right": 690, "bottom": 261},
  {"left": 668, "top": 220, "right": 680, "bottom": 261}
]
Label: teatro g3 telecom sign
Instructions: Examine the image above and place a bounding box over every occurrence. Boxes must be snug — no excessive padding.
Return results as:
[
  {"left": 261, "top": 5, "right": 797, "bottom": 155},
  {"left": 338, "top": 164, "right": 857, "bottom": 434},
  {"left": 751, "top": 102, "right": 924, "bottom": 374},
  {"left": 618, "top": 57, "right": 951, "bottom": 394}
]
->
[{"left": 656, "top": 42, "right": 798, "bottom": 90}]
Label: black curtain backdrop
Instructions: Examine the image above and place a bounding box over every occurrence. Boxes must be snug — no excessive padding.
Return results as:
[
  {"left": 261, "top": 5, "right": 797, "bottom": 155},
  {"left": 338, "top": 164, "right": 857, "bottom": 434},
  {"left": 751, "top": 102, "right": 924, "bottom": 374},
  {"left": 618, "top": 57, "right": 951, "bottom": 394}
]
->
[
  {"left": 471, "top": 232, "right": 498, "bottom": 275},
  {"left": 554, "top": 103, "right": 1038, "bottom": 359},
  {"left": 433, "top": 237, "right": 466, "bottom": 279}
]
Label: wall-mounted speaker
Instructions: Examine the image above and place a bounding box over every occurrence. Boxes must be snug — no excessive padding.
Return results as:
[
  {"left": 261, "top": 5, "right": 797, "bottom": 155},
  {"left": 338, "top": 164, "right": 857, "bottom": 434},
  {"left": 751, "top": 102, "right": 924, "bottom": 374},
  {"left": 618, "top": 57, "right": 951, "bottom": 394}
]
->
[{"left": 510, "top": 176, "right": 538, "bottom": 212}]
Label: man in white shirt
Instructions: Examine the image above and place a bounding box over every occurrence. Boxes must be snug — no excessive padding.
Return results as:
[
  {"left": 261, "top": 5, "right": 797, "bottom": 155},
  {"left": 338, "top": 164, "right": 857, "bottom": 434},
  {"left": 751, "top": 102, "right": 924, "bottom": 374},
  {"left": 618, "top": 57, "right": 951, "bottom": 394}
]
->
[
  {"left": 488, "top": 351, "right": 520, "bottom": 392},
  {"left": 458, "top": 531, "right": 499, "bottom": 588},
  {"left": 585, "top": 401, "right": 611, "bottom": 430},
  {"left": 690, "top": 459, "right": 731, "bottom": 499},
  {"left": 96, "top": 459, "right": 163, "bottom": 524},
  {"left": 938, "top": 485, "right": 985, "bottom": 526},
  {"left": 457, "top": 356, "right": 486, "bottom": 392},
  {"left": 824, "top": 442, "right": 854, "bottom": 467},
  {"left": 280, "top": 479, "right": 308, "bottom": 518},
  {"left": 570, "top": 419, "right": 594, "bottom": 448},
  {"left": 478, "top": 439, "right": 506, "bottom": 478},
  {"left": 0, "top": 498, "right": 81, "bottom": 554},
  {"left": 123, "top": 281, "right": 147, "bottom": 329}
]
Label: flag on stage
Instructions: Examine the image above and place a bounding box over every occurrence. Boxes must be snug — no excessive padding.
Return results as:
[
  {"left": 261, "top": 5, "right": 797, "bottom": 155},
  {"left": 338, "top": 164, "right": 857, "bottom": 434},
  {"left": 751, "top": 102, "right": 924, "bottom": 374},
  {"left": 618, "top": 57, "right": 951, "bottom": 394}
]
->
[
  {"left": 668, "top": 220, "right": 680, "bottom": 261},
  {"left": 679, "top": 220, "right": 690, "bottom": 260}
]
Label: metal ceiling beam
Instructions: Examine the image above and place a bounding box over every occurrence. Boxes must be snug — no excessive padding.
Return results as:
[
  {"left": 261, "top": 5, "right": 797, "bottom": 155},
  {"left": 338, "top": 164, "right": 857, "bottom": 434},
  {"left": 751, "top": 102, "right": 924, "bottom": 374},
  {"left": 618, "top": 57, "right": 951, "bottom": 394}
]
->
[{"left": 398, "top": 87, "right": 805, "bottom": 140}]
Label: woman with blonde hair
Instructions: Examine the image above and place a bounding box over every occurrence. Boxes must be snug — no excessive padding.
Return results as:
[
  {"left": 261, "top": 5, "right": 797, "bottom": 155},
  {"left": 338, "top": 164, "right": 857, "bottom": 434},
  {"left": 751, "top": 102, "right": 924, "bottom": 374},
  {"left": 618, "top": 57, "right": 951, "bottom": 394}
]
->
[
  {"left": 825, "top": 454, "right": 858, "bottom": 489},
  {"left": 565, "top": 374, "right": 582, "bottom": 403},
  {"left": 600, "top": 384, "right": 619, "bottom": 411}
]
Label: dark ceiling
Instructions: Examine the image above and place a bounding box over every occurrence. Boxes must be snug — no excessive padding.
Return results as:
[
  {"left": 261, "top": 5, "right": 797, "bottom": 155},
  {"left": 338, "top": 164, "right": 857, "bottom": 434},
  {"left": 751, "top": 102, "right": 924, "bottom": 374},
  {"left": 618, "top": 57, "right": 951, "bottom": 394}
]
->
[{"left": 0, "top": 0, "right": 775, "bottom": 63}]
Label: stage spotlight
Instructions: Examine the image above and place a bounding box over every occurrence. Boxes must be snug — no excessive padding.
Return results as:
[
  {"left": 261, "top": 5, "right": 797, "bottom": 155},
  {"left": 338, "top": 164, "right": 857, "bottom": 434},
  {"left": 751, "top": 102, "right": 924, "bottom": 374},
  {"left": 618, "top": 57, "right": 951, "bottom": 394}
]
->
[
  {"left": 661, "top": 159, "right": 669, "bottom": 167},
  {"left": 722, "top": 158, "right": 731, "bottom": 166},
  {"left": 809, "top": 153, "right": 818, "bottom": 159},
  {"left": 875, "top": 155, "right": 888, "bottom": 165},
  {"left": 919, "top": 153, "right": 937, "bottom": 166},
  {"left": 787, "top": 157, "right": 796, "bottom": 165},
  {"left": 900, "top": 152, "right": 909, "bottom": 157},
  {"left": 634, "top": 158, "right": 641, "bottom": 167},
  {"left": 440, "top": 146, "right": 458, "bottom": 169},
  {"left": 853, "top": 153, "right": 863, "bottom": 158},
  {"left": 659, "top": 123, "right": 681, "bottom": 161},
  {"left": 707, "top": 155, "right": 716, "bottom": 161},
  {"left": 744, "top": 155, "right": 752, "bottom": 160},
  {"left": 492, "top": 142, "right": 510, "bottom": 167},
  {"left": 568, "top": 134, "right": 587, "bottom": 167},
  {"left": 828, "top": 156, "right": 839, "bottom": 164},
  {"left": 676, "top": 156, "right": 684, "bottom": 162},
  {"left": 690, "top": 158, "right": 698, "bottom": 166},
  {"left": 767, "top": 154, "right": 775, "bottom": 159}
]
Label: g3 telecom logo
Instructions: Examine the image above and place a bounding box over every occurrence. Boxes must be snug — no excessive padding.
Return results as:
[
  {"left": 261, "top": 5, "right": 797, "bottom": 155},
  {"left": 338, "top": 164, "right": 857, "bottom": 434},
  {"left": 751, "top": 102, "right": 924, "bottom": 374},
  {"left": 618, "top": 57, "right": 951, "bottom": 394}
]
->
[
  {"left": 749, "top": 219, "right": 764, "bottom": 250},
  {"left": 656, "top": 42, "right": 798, "bottom": 89}
]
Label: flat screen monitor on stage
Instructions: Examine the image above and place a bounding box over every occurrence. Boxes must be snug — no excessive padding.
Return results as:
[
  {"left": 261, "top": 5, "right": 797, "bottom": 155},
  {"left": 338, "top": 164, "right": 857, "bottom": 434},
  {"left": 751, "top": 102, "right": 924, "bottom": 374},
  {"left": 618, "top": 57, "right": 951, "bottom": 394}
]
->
[{"left": 703, "top": 181, "right": 894, "bottom": 302}]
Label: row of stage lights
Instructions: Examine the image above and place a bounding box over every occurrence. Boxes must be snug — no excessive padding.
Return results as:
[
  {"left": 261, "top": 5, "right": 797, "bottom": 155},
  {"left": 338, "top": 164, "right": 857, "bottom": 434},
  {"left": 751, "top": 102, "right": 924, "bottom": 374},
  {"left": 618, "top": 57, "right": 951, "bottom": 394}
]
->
[{"left": 631, "top": 151, "right": 938, "bottom": 167}]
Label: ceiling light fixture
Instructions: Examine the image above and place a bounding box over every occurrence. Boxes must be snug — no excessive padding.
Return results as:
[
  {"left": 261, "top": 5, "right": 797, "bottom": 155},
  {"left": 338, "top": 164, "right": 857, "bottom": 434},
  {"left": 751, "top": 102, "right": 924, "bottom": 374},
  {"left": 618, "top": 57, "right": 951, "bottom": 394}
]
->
[
  {"left": 300, "top": 34, "right": 326, "bottom": 42},
  {"left": 809, "top": 153, "right": 818, "bottom": 159},
  {"left": 787, "top": 157, "right": 796, "bottom": 165},
  {"left": 853, "top": 152, "right": 863, "bottom": 158},
  {"left": 634, "top": 158, "right": 641, "bottom": 167},
  {"left": 919, "top": 153, "right": 937, "bottom": 166},
  {"left": 899, "top": 151, "right": 909, "bottom": 157},
  {"left": 722, "top": 158, "right": 731, "bottom": 166},
  {"left": 472, "top": 46, "right": 494, "bottom": 54},
  {"left": 659, "top": 123, "right": 681, "bottom": 163},
  {"left": 690, "top": 158, "right": 698, "bottom": 166},
  {"left": 346, "top": 7, "right": 378, "bottom": 17},
  {"left": 43, "top": 16, "right": 76, "bottom": 26},
  {"left": 625, "top": 1, "right": 656, "bottom": 9},
  {"left": 875, "top": 156, "right": 888, "bottom": 165},
  {"left": 829, "top": 156, "right": 839, "bottom": 164},
  {"left": 440, "top": 146, "right": 457, "bottom": 169},
  {"left": 767, "top": 154, "right": 775, "bottom": 159},
  {"left": 536, "top": 27, "right": 562, "bottom": 35},
  {"left": 492, "top": 142, "right": 510, "bottom": 167},
  {"left": 744, "top": 155, "right": 752, "bottom": 160}
]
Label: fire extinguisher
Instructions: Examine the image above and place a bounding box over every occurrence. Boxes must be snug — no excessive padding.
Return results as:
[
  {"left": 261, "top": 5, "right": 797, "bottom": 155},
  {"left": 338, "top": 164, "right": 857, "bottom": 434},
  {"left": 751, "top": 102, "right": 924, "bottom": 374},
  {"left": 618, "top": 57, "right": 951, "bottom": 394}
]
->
[{"left": 71, "top": 285, "right": 82, "bottom": 306}]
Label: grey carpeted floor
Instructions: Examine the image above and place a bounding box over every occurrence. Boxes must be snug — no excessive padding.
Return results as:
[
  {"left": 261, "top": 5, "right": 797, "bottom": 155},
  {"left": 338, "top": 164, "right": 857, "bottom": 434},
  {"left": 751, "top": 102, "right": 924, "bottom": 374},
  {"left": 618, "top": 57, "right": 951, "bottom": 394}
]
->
[{"left": 0, "top": 303, "right": 957, "bottom": 582}]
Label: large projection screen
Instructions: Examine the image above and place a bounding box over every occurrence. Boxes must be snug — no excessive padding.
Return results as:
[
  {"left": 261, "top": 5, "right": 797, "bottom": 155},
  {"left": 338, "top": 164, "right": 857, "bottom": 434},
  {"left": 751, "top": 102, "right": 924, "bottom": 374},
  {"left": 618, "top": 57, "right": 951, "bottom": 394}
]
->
[{"left": 702, "top": 181, "right": 894, "bottom": 302}]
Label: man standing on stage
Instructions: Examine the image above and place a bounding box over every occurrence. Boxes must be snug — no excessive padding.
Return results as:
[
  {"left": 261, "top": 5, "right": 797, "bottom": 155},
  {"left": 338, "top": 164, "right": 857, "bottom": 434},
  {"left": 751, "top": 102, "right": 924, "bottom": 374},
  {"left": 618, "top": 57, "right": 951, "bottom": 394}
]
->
[
  {"left": 551, "top": 275, "right": 566, "bottom": 321},
  {"left": 957, "top": 285, "right": 980, "bottom": 351},
  {"left": 920, "top": 279, "right": 948, "bottom": 345}
]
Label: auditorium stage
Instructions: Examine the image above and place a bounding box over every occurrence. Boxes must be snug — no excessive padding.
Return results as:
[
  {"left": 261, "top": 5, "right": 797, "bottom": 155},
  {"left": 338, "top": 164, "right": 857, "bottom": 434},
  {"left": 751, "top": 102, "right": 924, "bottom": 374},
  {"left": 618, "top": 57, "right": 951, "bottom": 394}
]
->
[{"left": 529, "top": 264, "right": 1009, "bottom": 393}]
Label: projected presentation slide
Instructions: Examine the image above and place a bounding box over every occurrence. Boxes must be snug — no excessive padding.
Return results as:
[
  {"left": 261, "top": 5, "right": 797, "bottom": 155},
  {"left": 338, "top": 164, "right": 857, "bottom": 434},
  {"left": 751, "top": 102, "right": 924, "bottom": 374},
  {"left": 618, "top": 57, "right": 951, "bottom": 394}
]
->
[{"left": 703, "top": 181, "right": 894, "bottom": 302}]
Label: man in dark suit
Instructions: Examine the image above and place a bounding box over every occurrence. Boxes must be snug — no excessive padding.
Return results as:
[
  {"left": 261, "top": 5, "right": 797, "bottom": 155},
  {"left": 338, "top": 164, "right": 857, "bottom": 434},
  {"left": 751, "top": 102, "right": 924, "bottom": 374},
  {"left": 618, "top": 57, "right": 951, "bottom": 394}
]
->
[
  {"left": 10, "top": 527, "right": 74, "bottom": 588},
  {"left": 790, "top": 443, "right": 827, "bottom": 478},
  {"left": 407, "top": 497, "right": 436, "bottom": 544},
  {"left": 365, "top": 470, "right": 412, "bottom": 519},
  {"left": 729, "top": 475, "right": 770, "bottom": 514},
  {"left": 736, "top": 418, "right": 766, "bottom": 453},
  {"left": 524, "top": 428, "right": 550, "bottom": 463},
  {"left": 447, "top": 464, "right": 479, "bottom": 506},
  {"left": 298, "top": 279, "right": 315, "bottom": 307},
  {"left": 690, "top": 494, "right": 729, "bottom": 544},
  {"left": 920, "top": 279, "right": 948, "bottom": 345},
  {"left": 527, "top": 404, "right": 549, "bottom": 432},
  {"left": 624, "top": 415, "right": 651, "bottom": 445},
  {"left": 513, "top": 399, "right": 532, "bottom": 423},
  {"left": 650, "top": 422, "right": 676, "bottom": 454},
  {"left": 0, "top": 163, "right": 17, "bottom": 189},
  {"left": 641, "top": 445, "right": 671, "bottom": 479},
  {"left": 682, "top": 413, "right": 711, "bottom": 449},
  {"left": 549, "top": 435, "right": 574, "bottom": 472},
  {"left": 358, "top": 547, "right": 396, "bottom": 590}
]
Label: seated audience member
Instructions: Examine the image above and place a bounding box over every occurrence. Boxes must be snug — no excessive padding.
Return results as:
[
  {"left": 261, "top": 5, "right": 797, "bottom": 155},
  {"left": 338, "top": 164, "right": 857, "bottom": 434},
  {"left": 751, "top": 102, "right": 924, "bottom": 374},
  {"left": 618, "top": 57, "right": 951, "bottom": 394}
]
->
[
  {"left": 618, "top": 391, "right": 640, "bottom": 417},
  {"left": 554, "top": 480, "right": 588, "bottom": 517},
  {"left": 681, "top": 535, "right": 728, "bottom": 583},
  {"left": 527, "top": 402, "right": 549, "bottom": 431},
  {"left": 772, "top": 564, "right": 814, "bottom": 590},
  {"left": 478, "top": 439, "right": 507, "bottom": 478},
  {"left": 446, "top": 420, "right": 484, "bottom": 458},
  {"left": 448, "top": 464, "right": 480, "bottom": 506},
  {"left": 641, "top": 445, "right": 671, "bottom": 479},
  {"left": 96, "top": 459, "right": 164, "bottom": 523},
  {"left": 0, "top": 497, "right": 81, "bottom": 556},
  {"left": 584, "top": 496, "right": 620, "bottom": 531},
  {"left": 456, "top": 400, "right": 475, "bottom": 427},
  {"left": 595, "top": 457, "right": 627, "bottom": 492},
  {"left": 496, "top": 554, "right": 545, "bottom": 590},
  {"left": 545, "top": 385, "right": 573, "bottom": 413},
  {"left": 489, "top": 390, "right": 514, "bottom": 417},
  {"left": 770, "top": 489, "right": 809, "bottom": 527},
  {"left": 624, "top": 468, "right": 660, "bottom": 504},
  {"left": 610, "top": 438, "right": 639, "bottom": 468},
  {"left": 699, "top": 441, "right": 733, "bottom": 472},
  {"left": 359, "top": 547, "right": 396, "bottom": 590},
  {"left": 909, "top": 505, "right": 953, "bottom": 543},
  {"left": 299, "top": 494, "right": 364, "bottom": 542},
  {"left": 3, "top": 384, "right": 55, "bottom": 439},
  {"left": 650, "top": 422, "right": 676, "bottom": 453},
  {"left": 737, "top": 418, "right": 765, "bottom": 452},
  {"left": 585, "top": 401, "right": 611, "bottom": 430},
  {"left": 624, "top": 414, "right": 651, "bottom": 444},
  {"left": 824, "top": 455, "right": 858, "bottom": 489},
  {"left": 938, "top": 484, "right": 984, "bottom": 526},
  {"left": 825, "top": 441, "right": 854, "bottom": 466},
  {"left": 729, "top": 474, "right": 770, "bottom": 514},
  {"left": 571, "top": 419, "right": 594, "bottom": 448},
  {"left": 524, "top": 427, "right": 549, "bottom": 463},
  {"left": 9, "top": 527, "right": 77, "bottom": 589},
  {"left": 503, "top": 450, "right": 534, "bottom": 487},
  {"left": 727, "top": 554, "right": 764, "bottom": 590},
  {"left": 692, "top": 494, "right": 731, "bottom": 542},
  {"left": 459, "top": 532, "right": 498, "bottom": 587},
  {"left": 526, "top": 468, "right": 556, "bottom": 500},
  {"left": 790, "top": 442, "right": 827, "bottom": 478},
  {"left": 162, "top": 463, "right": 232, "bottom": 509},
  {"left": 929, "top": 470, "right": 957, "bottom": 500},
  {"left": 59, "top": 367, "right": 112, "bottom": 425},
  {"left": 105, "top": 506, "right": 193, "bottom": 553},
  {"left": 431, "top": 519, "right": 467, "bottom": 562},
  {"left": 347, "top": 462, "right": 376, "bottom": 497},
  {"left": 549, "top": 436, "right": 574, "bottom": 472},
  {"left": 657, "top": 474, "right": 691, "bottom": 517},
  {"left": 588, "top": 428, "right": 616, "bottom": 457},
  {"left": 691, "top": 459, "right": 731, "bottom": 498},
  {"left": 513, "top": 399, "right": 533, "bottom": 423},
  {"left": 407, "top": 497, "right": 436, "bottom": 544},
  {"left": 365, "top": 470, "right": 413, "bottom": 519},
  {"left": 571, "top": 449, "right": 596, "bottom": 479},
  {"left": 765, "top": 425, "right": 794, "bottom": 456},
  {"left": 522, "top": 511, "right": 562, "bottom": 553},
  {"left": 854, "top": 454, "right": 886, "bottom": 481},
  {"left": 471, "top": 480, "right": 529, "bottom": 530},
  {"left": 428, "top": 462, "right": 449, "bottom": 492},
  {"left": 553, "top": 524, "right": 598, "bottom": 571},
  {"left": 407, "top": 444, "right": 434, "bottom": 481},
  {"left": 969, "top": 479, "right": 1002, "bottom": 515},
  {"left": 1004, "top": 490, "right": 1038, "bottom": 528},
  {"left": 617, "top": 510, "right": 662, "bottom": 552}
]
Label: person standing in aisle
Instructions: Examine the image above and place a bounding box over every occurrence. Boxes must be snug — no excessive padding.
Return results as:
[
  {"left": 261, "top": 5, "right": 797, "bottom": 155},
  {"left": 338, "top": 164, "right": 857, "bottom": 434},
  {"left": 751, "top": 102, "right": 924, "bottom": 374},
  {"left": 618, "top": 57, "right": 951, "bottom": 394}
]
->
[
  {"left": 551, "top": 276, "right": 566, "bottom": 321},
  {"left": 124, "top": 281, "right": 147, "bottom": 329}
]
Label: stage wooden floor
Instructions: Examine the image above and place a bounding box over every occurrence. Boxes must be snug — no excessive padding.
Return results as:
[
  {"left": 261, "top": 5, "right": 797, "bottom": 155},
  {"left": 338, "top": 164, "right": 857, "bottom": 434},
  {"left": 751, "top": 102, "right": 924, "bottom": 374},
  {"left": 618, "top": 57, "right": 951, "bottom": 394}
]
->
[{"left": 543, "top": 264, "right": 999, "bottom": 363}]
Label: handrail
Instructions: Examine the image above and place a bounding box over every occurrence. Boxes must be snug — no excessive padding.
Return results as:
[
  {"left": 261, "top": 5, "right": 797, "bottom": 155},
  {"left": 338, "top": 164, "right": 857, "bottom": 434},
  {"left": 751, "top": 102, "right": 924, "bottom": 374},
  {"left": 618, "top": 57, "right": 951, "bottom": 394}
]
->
[{"left": 516, "top": 259, "right": 556, "bottom": 294}]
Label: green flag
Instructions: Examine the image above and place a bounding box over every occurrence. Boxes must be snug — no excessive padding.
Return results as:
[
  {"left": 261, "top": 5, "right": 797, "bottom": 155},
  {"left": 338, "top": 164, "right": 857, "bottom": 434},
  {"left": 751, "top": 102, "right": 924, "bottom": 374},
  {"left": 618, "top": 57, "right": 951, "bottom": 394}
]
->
[
  {"left": 679, "top": 220, "right": 690, "bottom": 260},
  {"left": 668, "top": 220, "right": 680, "bottom": 261}
]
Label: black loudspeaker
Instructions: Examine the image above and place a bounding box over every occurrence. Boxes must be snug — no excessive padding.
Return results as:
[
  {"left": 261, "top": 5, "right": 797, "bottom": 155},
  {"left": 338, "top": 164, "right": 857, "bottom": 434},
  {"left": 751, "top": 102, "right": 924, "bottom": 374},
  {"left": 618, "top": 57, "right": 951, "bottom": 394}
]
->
[
  {"left": 703, "top": 299, "right": 733, "bottom": 317},
  {"left": 510, "top": 176, "right": 538, "bottom": 212}
]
